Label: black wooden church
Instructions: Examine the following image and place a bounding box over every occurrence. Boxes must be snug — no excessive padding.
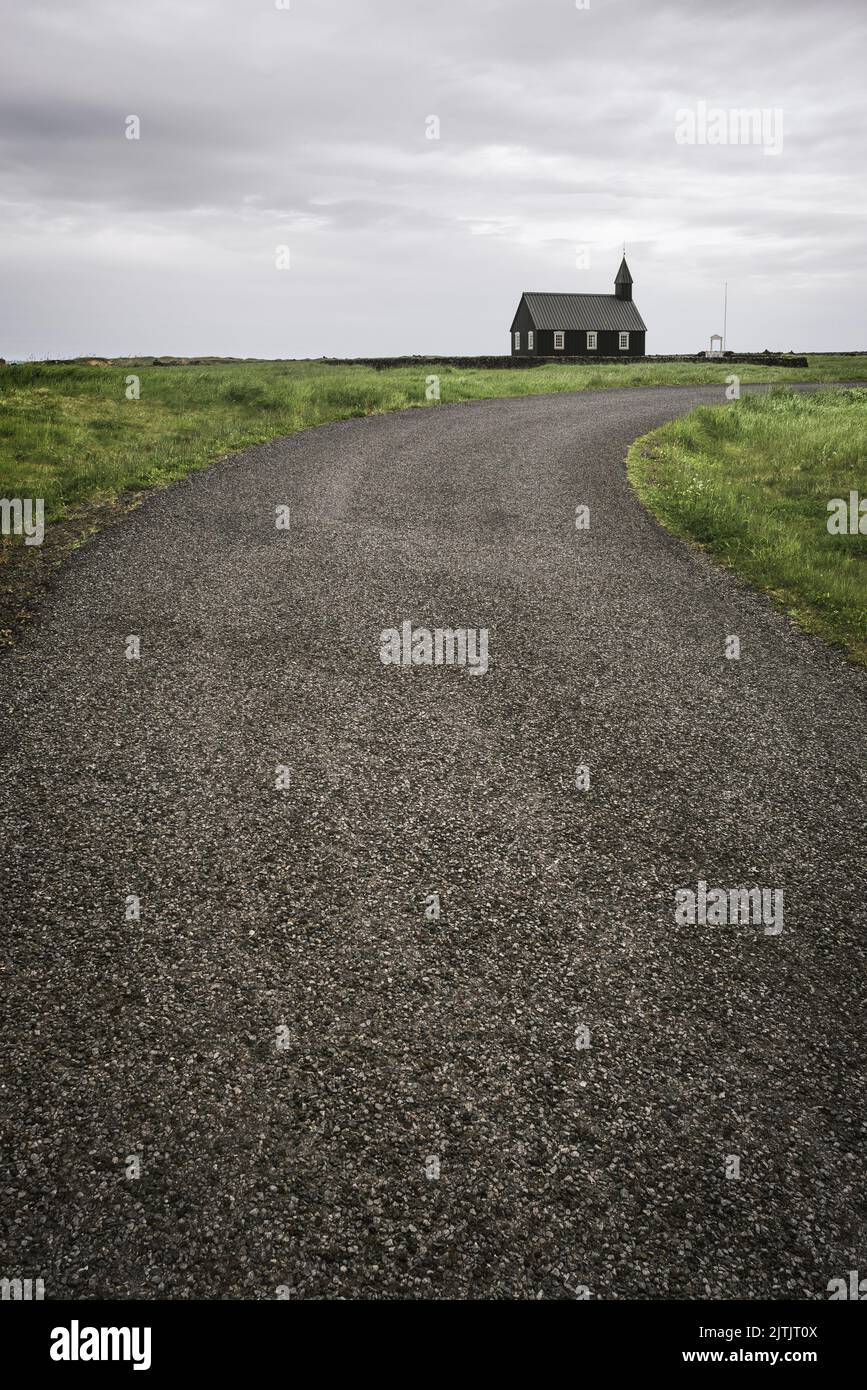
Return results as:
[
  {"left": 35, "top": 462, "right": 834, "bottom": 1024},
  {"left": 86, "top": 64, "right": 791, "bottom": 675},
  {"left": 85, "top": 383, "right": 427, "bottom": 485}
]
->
[{"left": 510, "top": 255, "right": 646, "bottom": 357}]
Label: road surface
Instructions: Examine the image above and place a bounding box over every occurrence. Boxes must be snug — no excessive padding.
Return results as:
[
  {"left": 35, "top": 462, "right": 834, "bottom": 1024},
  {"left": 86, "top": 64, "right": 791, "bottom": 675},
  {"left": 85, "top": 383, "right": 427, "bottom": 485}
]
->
[{"left": 1, "top": 385, "right": 864, "bottom": 1299}]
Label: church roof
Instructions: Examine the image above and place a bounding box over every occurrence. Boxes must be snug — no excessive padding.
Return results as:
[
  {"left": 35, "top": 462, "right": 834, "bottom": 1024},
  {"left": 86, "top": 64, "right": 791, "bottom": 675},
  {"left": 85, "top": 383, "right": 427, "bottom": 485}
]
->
[{"left": 518, "top": 292, "right": 646, "bottom": 332}]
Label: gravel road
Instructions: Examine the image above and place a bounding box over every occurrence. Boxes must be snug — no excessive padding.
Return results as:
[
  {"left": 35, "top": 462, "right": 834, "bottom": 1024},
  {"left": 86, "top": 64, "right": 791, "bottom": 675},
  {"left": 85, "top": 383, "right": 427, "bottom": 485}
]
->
[{"left": 1, "top": 384, "right": 864, "bottom": 1299}]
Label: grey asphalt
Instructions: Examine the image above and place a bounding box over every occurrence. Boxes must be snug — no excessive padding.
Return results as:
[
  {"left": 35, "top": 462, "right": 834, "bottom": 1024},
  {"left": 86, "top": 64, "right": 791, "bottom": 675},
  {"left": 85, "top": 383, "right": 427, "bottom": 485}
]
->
[{"left": 1, "top": 384, "right": 864, "bottom": 1300}]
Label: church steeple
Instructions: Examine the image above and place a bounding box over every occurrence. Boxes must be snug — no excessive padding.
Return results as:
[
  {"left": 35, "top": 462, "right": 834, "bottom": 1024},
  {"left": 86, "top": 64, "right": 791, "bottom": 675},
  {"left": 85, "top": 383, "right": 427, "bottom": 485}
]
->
[{"left": 614, "top": 254, "right": 633, "bottom": 301}]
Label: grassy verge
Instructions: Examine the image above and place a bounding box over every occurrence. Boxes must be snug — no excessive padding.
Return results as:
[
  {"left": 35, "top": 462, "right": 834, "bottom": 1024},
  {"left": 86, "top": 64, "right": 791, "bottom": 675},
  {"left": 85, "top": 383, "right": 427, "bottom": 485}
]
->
[
  {"left": 1, "top": 358, "right": 866, "bottom": 646},
  {"left": 3, "top": 357, "right": 867, "bottom": 526},
  {"left": 627, "top": 387, "right": 867, "bottom": 665}
]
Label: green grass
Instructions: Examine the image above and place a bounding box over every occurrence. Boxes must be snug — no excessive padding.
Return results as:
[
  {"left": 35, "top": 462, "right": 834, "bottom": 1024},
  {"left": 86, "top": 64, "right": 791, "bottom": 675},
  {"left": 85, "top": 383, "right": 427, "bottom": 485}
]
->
[
  {"left": 3, "top": 360, "right": 867, "bottom": 659},
  {"left": 2, "top": 357, "right": 866, "bottom": 526},
  {"left": 627, "top": 387, "right": 867, "bottom": 664}
]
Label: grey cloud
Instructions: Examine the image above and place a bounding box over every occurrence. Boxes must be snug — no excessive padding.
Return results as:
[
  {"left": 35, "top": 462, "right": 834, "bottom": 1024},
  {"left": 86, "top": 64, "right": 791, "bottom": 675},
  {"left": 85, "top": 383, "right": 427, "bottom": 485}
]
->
[{"left": 0, "top": 0, "right": 864, "bottom": 356}]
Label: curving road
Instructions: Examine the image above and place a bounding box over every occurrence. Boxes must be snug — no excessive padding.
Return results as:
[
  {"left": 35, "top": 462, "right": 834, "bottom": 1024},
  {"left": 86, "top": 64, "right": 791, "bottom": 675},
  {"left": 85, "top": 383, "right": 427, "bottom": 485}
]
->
[{"left": 1, "top": 384, "right": 865, "bottom": 1300}]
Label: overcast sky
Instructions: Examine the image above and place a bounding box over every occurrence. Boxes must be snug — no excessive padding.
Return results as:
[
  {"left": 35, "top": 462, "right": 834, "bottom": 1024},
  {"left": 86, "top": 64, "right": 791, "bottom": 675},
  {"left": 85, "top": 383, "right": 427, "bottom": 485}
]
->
[{"left": 2, "top": 0, "right": 865, "bottom": 358}]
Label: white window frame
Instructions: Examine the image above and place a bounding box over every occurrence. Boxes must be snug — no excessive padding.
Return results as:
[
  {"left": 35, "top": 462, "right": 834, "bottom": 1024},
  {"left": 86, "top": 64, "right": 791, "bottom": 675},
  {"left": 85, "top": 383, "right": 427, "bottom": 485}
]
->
[
  {"left": 514, "top": 330, "right": 521, "bottom": 351},
  {"left": 554, "top": 331, "right": 565, "bottom": 350},
  {"left": 528, "top": 330, "right": 534, "bottom": 350},
  {"left": 587, "top": 332, "right": 597, "bottom": 351},
  {"left": 619, "top": 332, "right": 630, "bottom": 351}
]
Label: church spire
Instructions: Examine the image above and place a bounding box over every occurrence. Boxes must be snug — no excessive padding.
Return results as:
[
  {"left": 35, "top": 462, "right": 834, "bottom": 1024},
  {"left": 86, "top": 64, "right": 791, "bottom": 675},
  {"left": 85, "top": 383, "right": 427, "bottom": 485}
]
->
[{"left": 615, "top": 254, "right": 633, "bottom": 301}]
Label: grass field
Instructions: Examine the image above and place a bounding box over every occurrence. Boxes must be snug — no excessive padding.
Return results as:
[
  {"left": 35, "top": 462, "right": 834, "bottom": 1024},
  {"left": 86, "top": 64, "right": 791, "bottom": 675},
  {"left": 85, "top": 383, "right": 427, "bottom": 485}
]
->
[
  {"left": 2, "top": 356, "right": 867, "bottom": 526},
  {"left": 627, "top": 387, "right": 867, "bottom": 664},
  {"left": 1, "top": 358, "right": 867, "bottom": 654}
]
